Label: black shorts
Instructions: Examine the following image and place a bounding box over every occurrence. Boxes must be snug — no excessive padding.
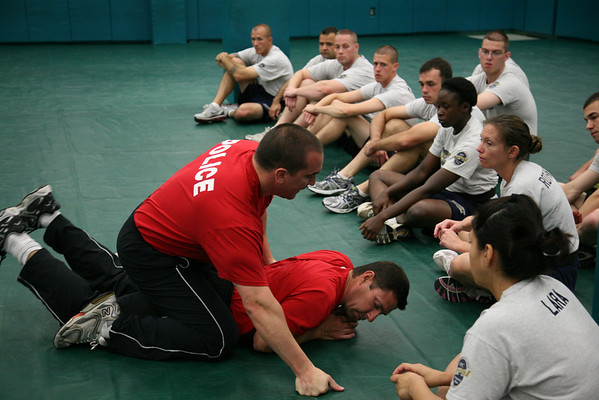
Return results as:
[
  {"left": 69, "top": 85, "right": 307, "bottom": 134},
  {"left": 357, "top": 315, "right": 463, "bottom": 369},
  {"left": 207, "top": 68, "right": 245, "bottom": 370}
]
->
[
  {"left": 430, "top": 189, "right": 495, "bottom": 220},
  {"left": 238, "top": 83, "right": 279, "bottom": 123}
]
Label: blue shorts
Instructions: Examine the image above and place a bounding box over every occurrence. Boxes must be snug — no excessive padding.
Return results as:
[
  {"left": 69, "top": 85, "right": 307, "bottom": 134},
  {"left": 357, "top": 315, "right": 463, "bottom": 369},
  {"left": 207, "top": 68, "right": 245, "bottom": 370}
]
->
[
  {"left": 238, "top": 83, "right": 279, "bottom": 123},
  {"left": 430, "top": 189, "right": 495, "bottom": 221}
]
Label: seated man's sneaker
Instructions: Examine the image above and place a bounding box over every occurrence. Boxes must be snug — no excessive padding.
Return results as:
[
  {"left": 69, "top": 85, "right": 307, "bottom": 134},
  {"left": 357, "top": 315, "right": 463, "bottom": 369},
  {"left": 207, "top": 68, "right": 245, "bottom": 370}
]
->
[
  {"left": 245, "top": 126, "right": 271, "bottom": 142},
  {"left": 322, "top": 186, "right": 368, "bottom": 214},
  {"left": 308, "top": 169, "right": 354, "bottom": 196},
  {"left": 15, "top": 185, "right": 60, "bottom": 233},
  {"left": 194, "top": 103, "right": 226, "bottom": 124}
]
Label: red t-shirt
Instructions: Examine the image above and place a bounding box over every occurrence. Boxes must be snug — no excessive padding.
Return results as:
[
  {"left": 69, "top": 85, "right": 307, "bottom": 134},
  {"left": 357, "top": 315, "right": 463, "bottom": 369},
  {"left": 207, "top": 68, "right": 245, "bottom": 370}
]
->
[
  {"left": 134, "top": 140, "right": 272, "bottom": 286},
  {"left": 230, "top": 250, "right": 353, "bottom": 336}
]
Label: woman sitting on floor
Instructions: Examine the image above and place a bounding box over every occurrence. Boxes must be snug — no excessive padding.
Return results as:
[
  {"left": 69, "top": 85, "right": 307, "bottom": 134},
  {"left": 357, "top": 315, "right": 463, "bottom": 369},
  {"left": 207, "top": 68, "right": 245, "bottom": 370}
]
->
[{"left": 390, "top": 194, "right": 599, "bottom": 399}]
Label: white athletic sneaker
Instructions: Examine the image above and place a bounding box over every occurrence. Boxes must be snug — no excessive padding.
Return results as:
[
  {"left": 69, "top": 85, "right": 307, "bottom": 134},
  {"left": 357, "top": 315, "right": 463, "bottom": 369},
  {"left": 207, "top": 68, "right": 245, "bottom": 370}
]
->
[
  {"left": 432, "top": 249, "right": 458, "bottom": 274},
  {"left": 356, "top": 202, "right": 374, "bottom": 220},
  {"left": 222, "top": 104, "right": 239, "bottom": 117},
  {"left": 245, "top": 126, "right": 271, "bottom": 142},
  {"left": 194, "top": 103, "right": 226, "bottom": 124},
  {"left": 54, "top": 292, "right": 119, "bottom": 349}
]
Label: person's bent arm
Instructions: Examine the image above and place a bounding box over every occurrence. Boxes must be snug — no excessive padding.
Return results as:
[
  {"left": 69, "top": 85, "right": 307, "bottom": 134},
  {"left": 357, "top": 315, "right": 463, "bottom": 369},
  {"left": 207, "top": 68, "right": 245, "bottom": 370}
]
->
[
  {"left": 285, "top": 69, "right": 313, "bottom": 95},
  {"left": 562, "top": 169, "right": 599, "bottom": 203},
  {"left": 476, "top": 91, "right": 502, "bottom": 110},
  {"left": 236, "top": 285, "right": 343, "bottom": 396},
  {"left": 307, "top": 97, "right": 383, "bottom": 119},
  {"left": 216, "top": 53, "right": 259, "bottom": 82},
  {"left": 369, "top": 105, "right": 410, "bottom": 141},
  {"left": 368, "top": 121, "right": 439, "bottom": 153},
  {"left": 294, "top": 80, "right": 348, "bottom": 102}
]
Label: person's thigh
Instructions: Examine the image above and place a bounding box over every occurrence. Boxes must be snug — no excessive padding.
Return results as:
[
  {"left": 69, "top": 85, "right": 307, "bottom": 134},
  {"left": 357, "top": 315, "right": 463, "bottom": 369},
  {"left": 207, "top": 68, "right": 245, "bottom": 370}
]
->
[{"left": 404, "top": 198, "right": 453, "bottom": 228}]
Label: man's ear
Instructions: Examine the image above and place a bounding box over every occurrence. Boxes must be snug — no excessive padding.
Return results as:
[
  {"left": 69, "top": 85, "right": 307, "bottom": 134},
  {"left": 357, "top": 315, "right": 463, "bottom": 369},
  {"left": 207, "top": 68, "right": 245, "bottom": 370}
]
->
[
  {"left": 274, "top": 168, "right": 287, "bottom": 183},
  {"left": 360, "top": 270, "right": 375, "bottom": 284}
]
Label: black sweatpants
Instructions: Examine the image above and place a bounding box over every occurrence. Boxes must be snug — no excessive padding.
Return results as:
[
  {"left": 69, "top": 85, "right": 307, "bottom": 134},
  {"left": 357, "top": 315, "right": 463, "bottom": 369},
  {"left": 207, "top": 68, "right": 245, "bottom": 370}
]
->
[
  {"left": 18, "top": 215, "right": 139, "bottom": 324},
  {"left": 113, "top": 212, "right": 238, "bottom": 361}
]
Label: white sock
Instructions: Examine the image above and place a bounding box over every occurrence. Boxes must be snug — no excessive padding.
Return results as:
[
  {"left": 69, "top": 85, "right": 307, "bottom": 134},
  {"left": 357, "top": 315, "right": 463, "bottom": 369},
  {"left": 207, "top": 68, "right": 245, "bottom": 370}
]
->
[
  {"left": 357, "top": 187, "right": 368, "bottom": 197},
  {"left": 4, "top": 233, "right": 42, "bottom": 265},
  {"left": 211, "top": 101, "right": 220, "bottom": 108},
  {"left": 39, "top": 210, "right": 61, "bottom": 228},
  {"left": 338, "top": 172, "right": 350, "bottom": 181}
]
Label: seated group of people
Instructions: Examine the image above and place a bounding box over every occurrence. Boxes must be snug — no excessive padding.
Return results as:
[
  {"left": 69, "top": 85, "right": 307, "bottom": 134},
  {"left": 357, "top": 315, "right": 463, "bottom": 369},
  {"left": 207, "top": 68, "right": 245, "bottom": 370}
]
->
[{"left": 1, "top": 24, "right": 598, "bottom": 399}]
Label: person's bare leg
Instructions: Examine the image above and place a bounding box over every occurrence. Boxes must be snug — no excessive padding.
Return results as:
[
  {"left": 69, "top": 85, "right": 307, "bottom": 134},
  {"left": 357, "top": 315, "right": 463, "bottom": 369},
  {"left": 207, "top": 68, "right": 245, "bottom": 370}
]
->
[
  {"left": 346, "top": 116, "right": 371, "bottom": 149},
  {"left": 212, "top": 58, "right": 247, "bottom": 105},
  {"left": 401, "top": 198, "right": 453, "bottom": 230},
  {"left": 368, "top": 169, "right": 405, "bottom": 203},
  {"left": 232, "top": 102, "right": 264, "bottom": 122},
  {"left": 307, "top": 113, "right": 334, "bottom": 135},
  {"left": 314, "top": 118, "right": 350, "bottom": 145},
  {"left": 448, "top": 253, "right": 477, "bottom": 286}
]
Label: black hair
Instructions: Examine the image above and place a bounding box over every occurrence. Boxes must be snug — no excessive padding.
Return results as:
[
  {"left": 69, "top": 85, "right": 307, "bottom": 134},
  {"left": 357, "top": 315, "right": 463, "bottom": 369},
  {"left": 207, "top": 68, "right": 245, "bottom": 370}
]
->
[
  {"left": 353, "top": 261, "right": 410, "bottom": 310},
  {"left": 472, "top": 194, "right": 571, "bottom": 280},
  {"left": 420, "top": 57, "right": 453, "bottom": 81},
  {"left": 254, "top": 123, "right": 322, "bottom": 175},
  {"left": 441, "top": 77, "right": 478, "bottom": 110},
  {"left": 321, "top": 27, "right": 338, "bottom": 35},
  {"left": 583, "top": 91, "right": 599, "bottom": 109}
]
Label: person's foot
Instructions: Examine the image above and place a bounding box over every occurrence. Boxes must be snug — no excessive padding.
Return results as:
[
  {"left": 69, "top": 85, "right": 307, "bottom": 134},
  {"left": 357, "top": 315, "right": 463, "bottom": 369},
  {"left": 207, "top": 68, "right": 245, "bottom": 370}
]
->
[
  {"left": 194, "top": 103, "right": 226, "bottom": 124},
  {"left": 245, "top": 126, "right": 271, "bottom": 142},
  {"left": 222, "top": 104, "right": 239, "bottom": 117},
  {"left": 433, "top": 249, "right": 458, "bottom": 274},
  {"left": 356, "top": 202, "right": 374, "bottom": 220},
  {"left": 54, "top": 292, "right": 120, "bottom": 349},
  {"left": 434, "top": 276, "right": 494, "bottom": 304},
  {"left": 376, "top": 218, "right": 412, "bottom": 245},
  {"left": 322, "top": 186, "right": 368, "bottom": 214},
  {"left": 308, "top": 169, "right": 354, "bottom": 196},
  {"left": 0, "top": 207, "right": 26, "bottom": 264},
  {"left": 15, "top": 185, "right": 60, "bottom": 233}
]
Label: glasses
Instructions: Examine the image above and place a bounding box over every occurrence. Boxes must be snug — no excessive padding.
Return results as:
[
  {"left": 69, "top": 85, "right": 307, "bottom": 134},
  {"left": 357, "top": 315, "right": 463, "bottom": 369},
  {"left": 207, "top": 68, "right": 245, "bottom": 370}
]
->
[{"left": 479, "top": 48, "right": 506, "bottom": 58}]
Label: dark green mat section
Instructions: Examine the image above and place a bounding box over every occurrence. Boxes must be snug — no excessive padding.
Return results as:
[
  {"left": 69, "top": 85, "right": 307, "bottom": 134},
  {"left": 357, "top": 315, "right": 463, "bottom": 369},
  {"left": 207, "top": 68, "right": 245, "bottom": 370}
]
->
[{"left": 1, "top": 33, "right": 598, "bottom": 399}]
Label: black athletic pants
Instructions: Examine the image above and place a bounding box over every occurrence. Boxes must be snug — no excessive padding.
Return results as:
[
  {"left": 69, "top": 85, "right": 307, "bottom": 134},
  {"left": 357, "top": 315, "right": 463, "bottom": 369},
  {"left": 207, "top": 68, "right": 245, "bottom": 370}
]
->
[{"left": 113, "top": 211, "right": 238, "bottom": 361}]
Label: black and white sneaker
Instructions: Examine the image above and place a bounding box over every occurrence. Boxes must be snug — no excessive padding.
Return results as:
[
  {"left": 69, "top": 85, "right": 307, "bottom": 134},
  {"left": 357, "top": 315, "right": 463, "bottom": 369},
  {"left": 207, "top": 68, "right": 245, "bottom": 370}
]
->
[
  {"left": 0, "top": 207, "right": 26, "bottom": 264},
  {"left": 15, "top": 185, "right": 60, "bottom": 233},
  {"left": 308, "top": 169, "right": 354, "bottom": 196}
]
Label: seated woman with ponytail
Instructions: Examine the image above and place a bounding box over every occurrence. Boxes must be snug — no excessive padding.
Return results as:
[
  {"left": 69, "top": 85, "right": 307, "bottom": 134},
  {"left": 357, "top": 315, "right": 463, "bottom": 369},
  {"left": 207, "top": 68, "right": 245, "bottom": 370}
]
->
[
  {"left": 391, "top": 194, "right": 599, "bottom": 400},
  {"left": 433, "top": 114, "right": 579, "bottom": 302}
]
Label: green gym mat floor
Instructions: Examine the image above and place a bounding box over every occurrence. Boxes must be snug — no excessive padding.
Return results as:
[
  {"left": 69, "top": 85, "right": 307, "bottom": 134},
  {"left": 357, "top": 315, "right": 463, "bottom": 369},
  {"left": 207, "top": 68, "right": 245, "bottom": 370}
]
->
[{"left": 1, "top": 33, "right": 598, "bottom": 399}]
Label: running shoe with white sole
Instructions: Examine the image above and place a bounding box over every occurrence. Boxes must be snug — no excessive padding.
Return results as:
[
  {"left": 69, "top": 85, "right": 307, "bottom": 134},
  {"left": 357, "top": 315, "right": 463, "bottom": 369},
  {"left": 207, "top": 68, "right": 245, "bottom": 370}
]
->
[
  {"left": 15, "top": 185, "right": 60, "bottom": 233},
  {"left": 54, "top": 292, "right": 120, "bottom": 349},
  {"left": 245, "top": 126, "right": 271, "bottom": 142},
  {"left": 194, "top": 103, "right": 226, "bottom": 124},
  {"left": 322, "top": 186, "right": 368, "bottom": 214},
  {"left": 434, "top": 276, "right": 494, "bottom": 304},
  {"left": 432, "top": 249, "right": 458, "bottom": 274},
  {"left": 376, "top": 218, "right": 412, "bottom": 244},
  {"left": 308, "top": 169, "right": 354, "bottom": 196}
]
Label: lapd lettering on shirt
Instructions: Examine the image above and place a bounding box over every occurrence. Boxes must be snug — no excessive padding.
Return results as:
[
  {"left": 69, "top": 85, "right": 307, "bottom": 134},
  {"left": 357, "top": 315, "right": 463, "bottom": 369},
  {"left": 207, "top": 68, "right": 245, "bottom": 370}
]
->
[
  {"left": 193, "top": 140, "right": 240, "bottom": 196},
  {"left": 540, "top": 288, "right": 569, "bottom": 316}
]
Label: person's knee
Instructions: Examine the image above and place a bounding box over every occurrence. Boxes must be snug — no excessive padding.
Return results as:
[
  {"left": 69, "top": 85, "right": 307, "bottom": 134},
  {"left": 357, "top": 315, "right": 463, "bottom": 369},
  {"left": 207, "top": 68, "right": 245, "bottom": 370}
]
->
[
  {"left": 233, "top": 105, "right": 261, "bottom": 122},
  {"left": 449, "top": 254, "right": 471, "bottom": 280}
]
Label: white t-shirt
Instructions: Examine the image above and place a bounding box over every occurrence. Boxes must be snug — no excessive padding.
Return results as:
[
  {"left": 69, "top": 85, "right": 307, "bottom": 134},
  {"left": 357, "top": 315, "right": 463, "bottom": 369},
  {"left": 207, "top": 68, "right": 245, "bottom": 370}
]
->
[
  {"left": 468, "top": 69, "right": 538, "bottom": 136},
  {"left": 448, "top": 276, "right": 599, "bottom": 400},
  {"left": 428, "top": 115, "right": 498, "bottom": 195},
  {"left": 405, "top": 97, "right": 438, "bottom": 122},
  {"left": 471, "top": 58, "right": 530, "bottom": 88},
  {"left": 303, "top": 54, "right": 328, "bottom": 69},
  {"left": 308, "top": 56, "right": 374, "bottom": 91},
  {"left": 360, "top": 75, "right": 416, "bottom": 123},
  {"left": 588, "top": 150, "right": 599, "bottom": 173},
  {"left": 501, "top": 161, "right": 579, "bottom": 253},
  {"left": 237, "top": 45, "right": 294, "bottom": 97}
]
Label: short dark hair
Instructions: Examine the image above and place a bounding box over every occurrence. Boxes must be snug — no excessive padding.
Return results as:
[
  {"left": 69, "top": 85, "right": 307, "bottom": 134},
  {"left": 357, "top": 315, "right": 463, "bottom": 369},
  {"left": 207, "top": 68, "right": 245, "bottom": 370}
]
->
[
  {"left": 441, "top": 77, "right": 478, "bottom": 110},
  {"left": 583, "top": 91, "right": 599, "bottom": 109},
  {"left": 472, "top": 194, "right": 571, "bottom": 280},
  {"left": 254, "top": 124, "right": 323, "bottom": 175},
  {"left": 321, "top": 27, "right": 338, "bottom": 36},
  {"left": 485, "top": 114, "right": 542, "bottom": 160},
  {"left": 483, "top": 30, "right": 510, "bottom": 52},
  {"left": 420, "top": 57, "right": 453, "bottom": 81},
  {"left": 353, "top": 261, "right": 410, "bottom": 310},
  {"left": 375, "top": 45, "right": 398, "bottom": 64}
]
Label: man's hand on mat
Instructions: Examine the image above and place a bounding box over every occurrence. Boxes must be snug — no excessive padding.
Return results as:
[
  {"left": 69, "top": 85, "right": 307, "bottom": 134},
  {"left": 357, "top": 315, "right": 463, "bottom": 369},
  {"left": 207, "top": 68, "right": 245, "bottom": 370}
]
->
[{"left": 295, "top": 366, "right": 344, "bottom": 396}]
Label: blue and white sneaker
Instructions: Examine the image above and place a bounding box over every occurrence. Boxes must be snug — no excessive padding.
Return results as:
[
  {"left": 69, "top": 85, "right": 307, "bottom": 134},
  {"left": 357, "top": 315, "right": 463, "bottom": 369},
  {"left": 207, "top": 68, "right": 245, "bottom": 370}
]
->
[
  {"left": 322, "top": 186, "right": 368, "bottom": 214},
  {"left": 308, "top": 169, "right": 354, "bottom": 196}
]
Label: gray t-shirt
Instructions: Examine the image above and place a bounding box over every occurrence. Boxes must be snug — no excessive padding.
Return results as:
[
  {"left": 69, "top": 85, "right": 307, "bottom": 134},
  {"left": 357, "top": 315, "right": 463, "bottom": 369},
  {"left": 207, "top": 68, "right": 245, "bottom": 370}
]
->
[
  {"left": 448, "top": 276, "right": 599, "bottom": 400},
  {"left": 360, "top": 75, "right": 416, "bottom": 122},
  {"left": 237, "top": 45, "right": 294, "bottom": 97},
  {"left": 308, "top": 56, "right": 374, "bottom": 91}
]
